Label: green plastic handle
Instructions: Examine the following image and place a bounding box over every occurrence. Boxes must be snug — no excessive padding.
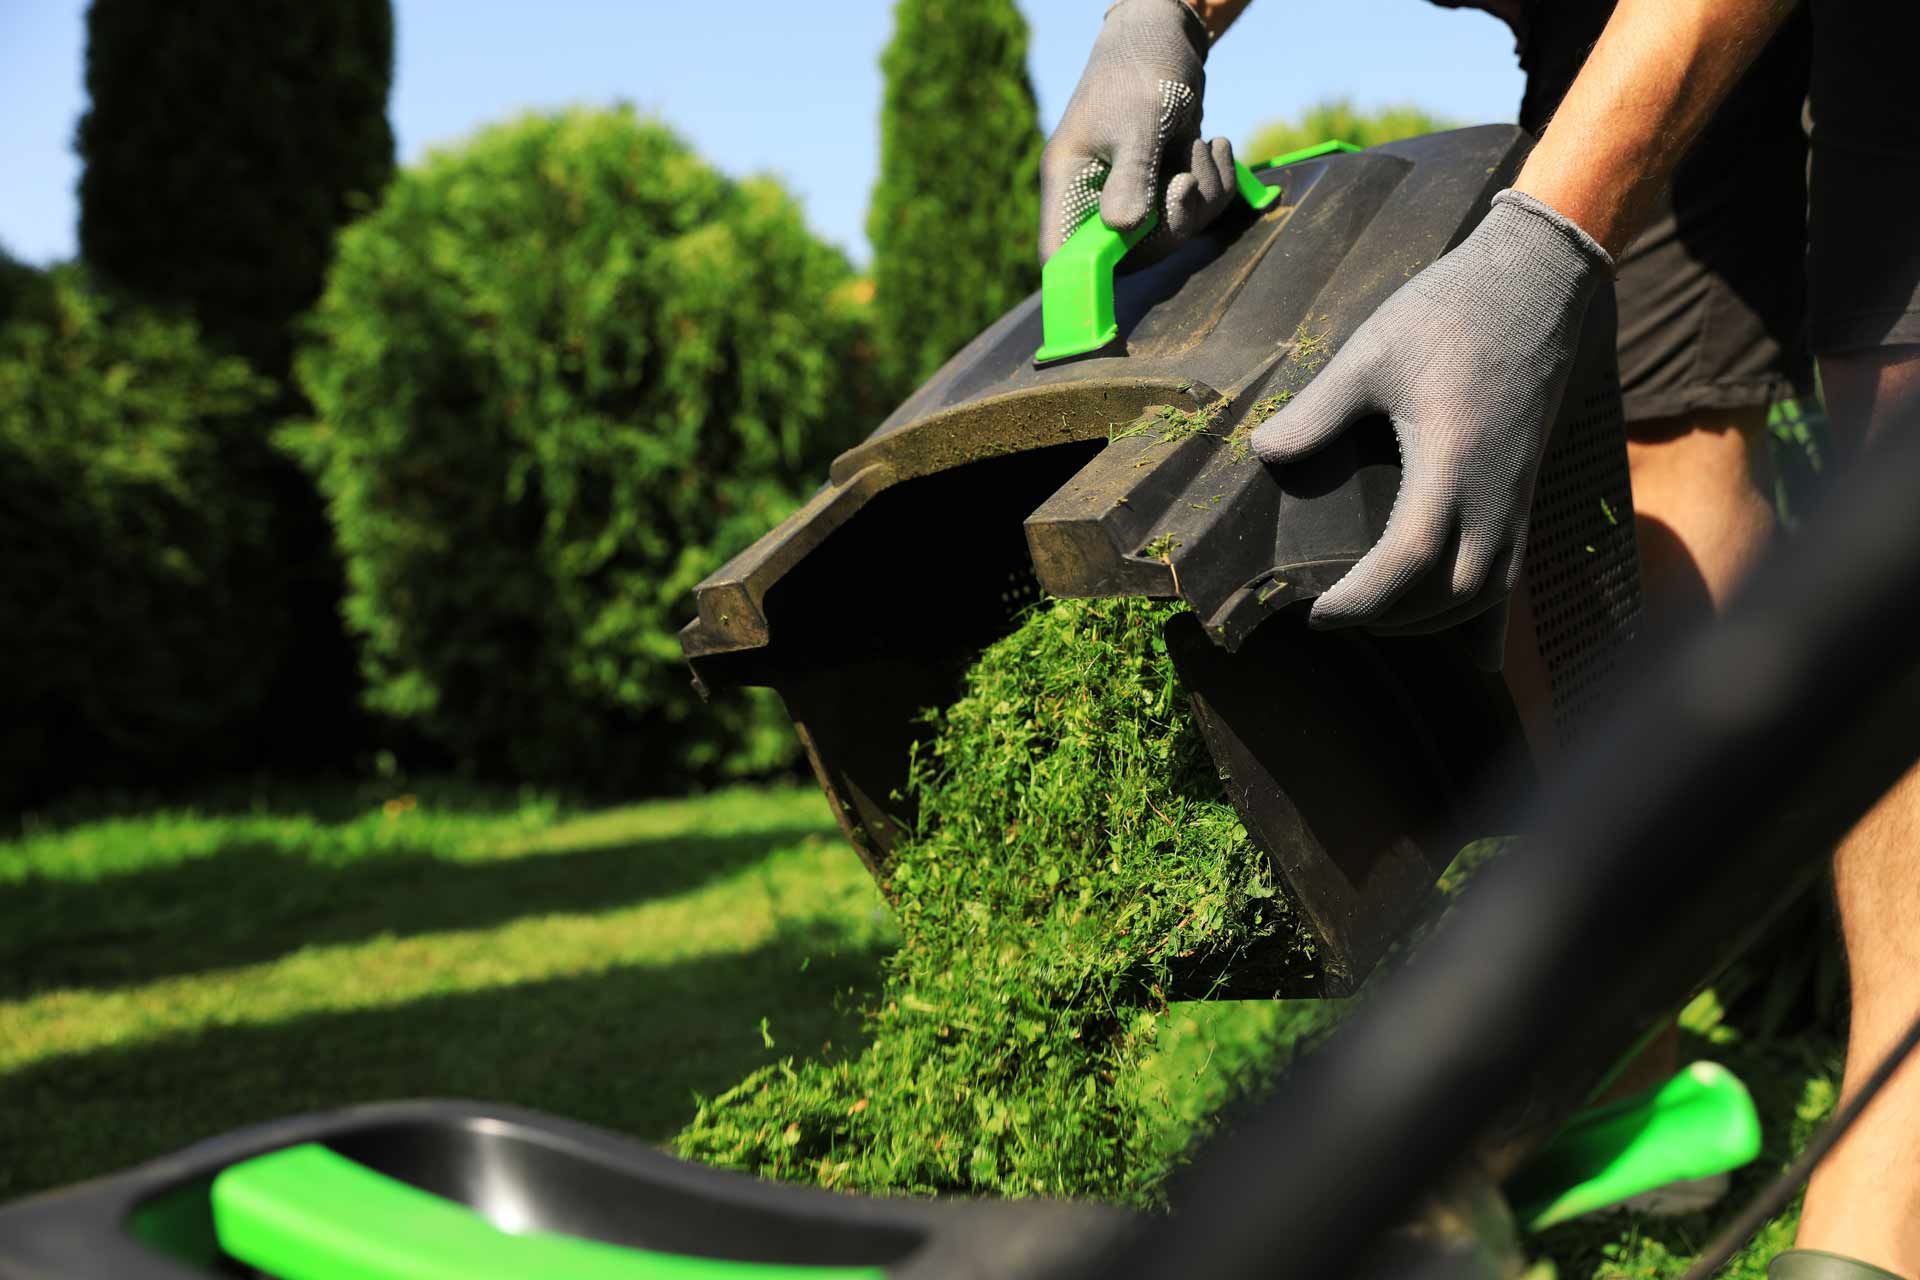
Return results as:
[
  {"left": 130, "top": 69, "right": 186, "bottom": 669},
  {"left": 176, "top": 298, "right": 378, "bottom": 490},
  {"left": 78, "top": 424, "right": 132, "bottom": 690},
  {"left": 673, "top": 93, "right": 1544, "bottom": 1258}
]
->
[
  {"left": 1507, "top": 1061, "right": 1763, "bottom": 1232},
  {"left": 210, "top": 1144, "right": 888, "bottom": 1280},
  {"left": 1033, "top": 140, "right": 1360, "bottom": 366}
]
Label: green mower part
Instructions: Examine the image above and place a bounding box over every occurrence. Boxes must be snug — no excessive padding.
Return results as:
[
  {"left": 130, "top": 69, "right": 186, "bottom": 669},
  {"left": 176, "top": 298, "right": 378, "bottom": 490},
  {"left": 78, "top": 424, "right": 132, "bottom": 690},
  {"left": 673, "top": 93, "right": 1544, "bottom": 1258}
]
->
[
  {"left": 1507, "top": 1061, "right": 1763, "bottom": 1231},
  {"left": 1032, "top": 141, "right": 1358, "bottom": 366},
  {"left": 210, "top": 1144, "right": 887, "bottom": 1280}
]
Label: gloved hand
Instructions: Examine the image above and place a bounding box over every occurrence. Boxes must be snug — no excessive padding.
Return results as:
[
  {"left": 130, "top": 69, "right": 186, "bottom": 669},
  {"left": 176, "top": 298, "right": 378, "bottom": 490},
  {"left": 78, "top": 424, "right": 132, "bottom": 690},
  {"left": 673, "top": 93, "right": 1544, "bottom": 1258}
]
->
[
  {"left": 1250, "top": 188, "right": 1614, "bottom": 633},
  {"left": 1038, "top": 0, "right": 1240, "bottom": 265}
]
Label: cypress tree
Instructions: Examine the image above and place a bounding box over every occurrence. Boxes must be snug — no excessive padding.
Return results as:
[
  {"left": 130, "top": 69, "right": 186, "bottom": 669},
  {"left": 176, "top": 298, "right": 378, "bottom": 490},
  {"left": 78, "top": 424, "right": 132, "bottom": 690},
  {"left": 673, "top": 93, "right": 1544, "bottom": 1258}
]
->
[
  {"left": 77, "top": 0, "right": 395, "bottom": 377},
  {"left": 74, "top": 0, "right": 397, "bottom": 778},
  {"left": 868, "top": 0, "right": 1043, "bottom": 394}
]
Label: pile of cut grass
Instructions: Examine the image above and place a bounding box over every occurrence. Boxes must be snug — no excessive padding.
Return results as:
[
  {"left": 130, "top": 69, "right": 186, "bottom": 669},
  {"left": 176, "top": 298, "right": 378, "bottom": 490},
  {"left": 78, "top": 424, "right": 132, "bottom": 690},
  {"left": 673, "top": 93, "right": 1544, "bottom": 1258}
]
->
[{"left": 676, "top": 596, "right": 1321, "bottom": 1203}]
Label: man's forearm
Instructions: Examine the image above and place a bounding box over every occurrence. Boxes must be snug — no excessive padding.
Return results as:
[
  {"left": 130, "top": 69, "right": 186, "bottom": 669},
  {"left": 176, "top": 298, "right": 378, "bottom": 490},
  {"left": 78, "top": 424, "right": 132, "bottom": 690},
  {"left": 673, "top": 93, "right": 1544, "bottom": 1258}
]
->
[
  {"left": 1181, "top": 0, "right": 1253, "bottom": 41},
  {"left": 1514, "top": 0, "right": 1795, "bottom": 259}
]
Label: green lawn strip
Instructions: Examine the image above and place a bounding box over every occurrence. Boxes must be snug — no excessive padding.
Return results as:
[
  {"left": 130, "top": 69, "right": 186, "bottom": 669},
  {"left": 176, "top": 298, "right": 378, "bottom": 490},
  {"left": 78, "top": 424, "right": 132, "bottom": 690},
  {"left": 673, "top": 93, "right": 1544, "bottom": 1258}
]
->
[
  {"left": 0, "top": 785, "right": 893, "bottom": 1200},
  {"left": 676, "top": 597, "right": 1321, "bottom": 1204},
  {"left": 0, "top": 840, "right": 882, "bottom": 1070},
  {"left": 0, "top": 784, "right": 834, "bottom": 999}
]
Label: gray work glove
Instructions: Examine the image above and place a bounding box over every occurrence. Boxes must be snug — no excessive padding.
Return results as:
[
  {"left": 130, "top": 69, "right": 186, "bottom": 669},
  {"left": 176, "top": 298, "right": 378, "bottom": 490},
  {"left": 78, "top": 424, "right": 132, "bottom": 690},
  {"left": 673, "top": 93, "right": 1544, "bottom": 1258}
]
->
[
  {"left": 1038, "top": 0, "right": 1240, "bottom": 265},
  {"left": 1250, "top": 189, "right": 1614, "bottom": 633}
]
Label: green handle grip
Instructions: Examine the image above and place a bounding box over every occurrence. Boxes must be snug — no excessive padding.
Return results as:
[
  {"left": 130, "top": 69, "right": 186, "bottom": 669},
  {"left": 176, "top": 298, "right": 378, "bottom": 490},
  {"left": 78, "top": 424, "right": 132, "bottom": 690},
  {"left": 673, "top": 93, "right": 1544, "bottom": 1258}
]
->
[
  {"left": 1507, "top": 1061, "right": 1763, "bottom": 1232},
  {"left": 211, "top": 1144, "right": 887, "bottom": 1280},
  {"left": 1033, "top": 140, "right": 1360, "bottom": 367}
]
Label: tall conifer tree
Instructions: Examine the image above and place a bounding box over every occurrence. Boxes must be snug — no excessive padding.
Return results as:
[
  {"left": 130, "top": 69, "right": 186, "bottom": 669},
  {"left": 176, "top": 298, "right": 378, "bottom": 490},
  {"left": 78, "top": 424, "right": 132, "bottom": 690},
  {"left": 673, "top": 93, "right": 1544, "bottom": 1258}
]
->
[
  {"left": 74, "top": 0, "right": 398, "bottom": 772},
  {"left": 868, "top": 0, "right": 1043, "bottom": 394},
  {"left": 77, "top": 0, "right": 395, "bottom": 377}
]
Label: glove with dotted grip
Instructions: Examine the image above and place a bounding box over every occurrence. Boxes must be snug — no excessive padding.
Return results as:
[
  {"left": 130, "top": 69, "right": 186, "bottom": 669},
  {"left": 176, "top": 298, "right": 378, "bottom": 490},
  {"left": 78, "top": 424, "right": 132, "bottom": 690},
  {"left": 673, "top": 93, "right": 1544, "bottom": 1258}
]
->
[{"left": 1039, "top": 0, "right": 1239, "bottom": 266}]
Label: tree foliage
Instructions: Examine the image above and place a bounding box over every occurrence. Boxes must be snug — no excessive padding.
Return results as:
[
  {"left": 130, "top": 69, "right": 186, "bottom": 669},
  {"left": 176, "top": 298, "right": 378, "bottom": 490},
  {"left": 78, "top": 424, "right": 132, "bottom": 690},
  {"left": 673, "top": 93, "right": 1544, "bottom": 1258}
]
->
[
  {"left": 0, "top": 266, "right": 279, "bottom": 806},
  {"left": 291, "top": 109, "right": 874, "bottom": 790},
  {"left": 73, "top": 0, "right": 398, "bottom": 779},
  {"left": 1245, "top": 98, "right": 1455, "bottom": 165},
  {"left": 76, "top": 0, "right": 395, "bottom": 375},
  {"left": 868, "top": 0, "right": 1043, "bottom": 394},
  {"left": 0, "top": 246, "right": 38, "bottom": 325}
]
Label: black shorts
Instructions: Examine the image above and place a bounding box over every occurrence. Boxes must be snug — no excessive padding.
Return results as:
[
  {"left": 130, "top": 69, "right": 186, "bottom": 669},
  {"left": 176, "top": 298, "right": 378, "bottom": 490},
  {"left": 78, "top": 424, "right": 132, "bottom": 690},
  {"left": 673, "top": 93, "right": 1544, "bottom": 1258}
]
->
[{"left": 1506, "top": 0, "right": 1920, "bottom": 421}]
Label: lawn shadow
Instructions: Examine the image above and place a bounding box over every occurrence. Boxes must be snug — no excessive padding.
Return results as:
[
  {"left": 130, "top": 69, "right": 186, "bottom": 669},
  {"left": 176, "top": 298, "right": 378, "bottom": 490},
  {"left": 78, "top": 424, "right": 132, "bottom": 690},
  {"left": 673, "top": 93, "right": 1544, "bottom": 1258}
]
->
[
  {"left": 3, "top": 823, "right": 835, "bottom": 999},
  {"left": 0, "top": 927, "right": 889, "bottom": 1201}
]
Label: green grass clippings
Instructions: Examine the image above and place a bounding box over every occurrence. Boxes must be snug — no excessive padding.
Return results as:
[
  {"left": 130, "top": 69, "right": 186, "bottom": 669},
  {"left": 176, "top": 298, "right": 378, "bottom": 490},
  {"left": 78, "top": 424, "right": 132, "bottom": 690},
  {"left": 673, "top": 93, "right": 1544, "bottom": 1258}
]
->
[
  {"left": 1289, "top": 317, "right": 1333, "bottom": 371},
  {"left": 1141, "top": 533, "right": 1181, "bottom": 562},
  {"left": 676, "top": 597, "right": 1316, "bottom": 1204},
  {"left": 1111, "top": 401, "right": 1229, "bottom": 448},
  {"left": 1249, "top": 390, "right": 1293, "bottom": 424}
]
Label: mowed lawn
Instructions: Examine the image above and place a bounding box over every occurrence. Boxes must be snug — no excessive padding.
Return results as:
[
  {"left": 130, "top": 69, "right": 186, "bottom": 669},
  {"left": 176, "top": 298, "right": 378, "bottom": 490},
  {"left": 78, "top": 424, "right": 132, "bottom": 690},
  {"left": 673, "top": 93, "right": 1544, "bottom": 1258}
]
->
[
  {"left": 1, "top": 780, "right": 1841, "bottom": 1280},
  {"left": 0, "top": 783, "right": 894, "bottom": 1199}
]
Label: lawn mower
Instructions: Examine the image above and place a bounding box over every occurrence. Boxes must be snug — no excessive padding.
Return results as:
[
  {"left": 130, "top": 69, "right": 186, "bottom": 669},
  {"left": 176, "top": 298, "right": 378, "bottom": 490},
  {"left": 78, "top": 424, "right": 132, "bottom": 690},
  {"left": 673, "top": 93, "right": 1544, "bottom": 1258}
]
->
[
  {"left": 676, "top": 125, "right": 1639, "bottom": 1000},
  {"left": 9, "top": 125, "right": 1898, "bottom": 1280}
]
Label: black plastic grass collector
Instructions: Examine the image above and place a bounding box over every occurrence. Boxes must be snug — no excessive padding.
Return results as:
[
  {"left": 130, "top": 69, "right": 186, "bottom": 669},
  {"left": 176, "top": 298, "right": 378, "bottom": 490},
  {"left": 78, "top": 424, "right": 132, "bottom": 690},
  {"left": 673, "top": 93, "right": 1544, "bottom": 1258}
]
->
[
  {"left": 0, "top": 1101, "right": 1121, "bottom": 1279},
  {"left": 680, "top": 126, "right": 1641, "bottom": 998}
]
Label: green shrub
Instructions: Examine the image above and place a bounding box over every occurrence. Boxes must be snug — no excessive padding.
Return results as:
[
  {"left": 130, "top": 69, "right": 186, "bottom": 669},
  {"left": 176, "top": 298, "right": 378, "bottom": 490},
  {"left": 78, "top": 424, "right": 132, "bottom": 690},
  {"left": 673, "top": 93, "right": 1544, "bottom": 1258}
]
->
[
  {"left": 290, "top": 108, "right": 874, "bottom": 791},
  {"left": 677, "top": 597, "right": 1327, "bottom": 1203},
  {"left": 0, "top": 246, "right": 38, "bottom": 325},
  {"left": 868, "top": 0, "right": 1043, "bottom": 394},
  {"left": 1245, "top": 98, "right": 1455, "bottom": 163},
  {"left": 77, "top": 0, "right": 394, "bottom": 376},
  {"left": 0, "top": 265, "right": 279, "bottom": 805}
]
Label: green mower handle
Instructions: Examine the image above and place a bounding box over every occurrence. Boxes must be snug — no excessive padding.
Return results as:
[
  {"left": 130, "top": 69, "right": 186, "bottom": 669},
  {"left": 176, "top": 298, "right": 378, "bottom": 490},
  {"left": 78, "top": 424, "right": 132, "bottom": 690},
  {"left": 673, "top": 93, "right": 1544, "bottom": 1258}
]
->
[
  {"left": 1033, "top": 140, "right": 1361, "bottom": 366},
  {"left": 1507, "top": 1060, "right": 1763, "bottom": 1231},
  {"left": 211, "top": 1144, "right": 886, "bottom": 1280}
]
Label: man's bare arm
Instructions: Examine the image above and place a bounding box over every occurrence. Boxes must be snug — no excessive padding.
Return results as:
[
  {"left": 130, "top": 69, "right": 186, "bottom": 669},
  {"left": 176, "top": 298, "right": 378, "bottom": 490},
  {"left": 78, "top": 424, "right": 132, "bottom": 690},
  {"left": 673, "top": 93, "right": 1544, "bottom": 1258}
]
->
[
  {"left": 1182, "top": 0, "right": 1791, "bottom": 249},
  {"left": 1514, "top": 0, "right": 1796, "bottom": 258},
  {"left": 1244, "top": 0, "right": 1800, "bottom": 631},
  {"left": 1182, "top": 0, "right": 1254, "bottom": 41}
]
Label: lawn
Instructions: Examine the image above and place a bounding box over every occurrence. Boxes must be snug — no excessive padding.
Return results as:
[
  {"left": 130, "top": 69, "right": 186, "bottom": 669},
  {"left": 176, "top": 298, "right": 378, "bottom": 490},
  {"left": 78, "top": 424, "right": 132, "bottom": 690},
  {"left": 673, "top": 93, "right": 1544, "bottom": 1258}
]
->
[
  {"left": 1, "top": 780, "right": 1838, "bottom": 1278},
  {"left": 0, "top": 782, "right": 892, "bottom": 1199}
]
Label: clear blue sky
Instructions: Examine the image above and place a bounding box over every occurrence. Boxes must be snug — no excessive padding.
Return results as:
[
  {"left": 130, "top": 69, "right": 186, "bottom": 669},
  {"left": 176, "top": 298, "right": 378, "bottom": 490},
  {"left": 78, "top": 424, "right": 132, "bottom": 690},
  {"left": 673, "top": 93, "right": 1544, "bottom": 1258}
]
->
[{"left": 0, "top": 1, "right": 1524, "bottom": 268}]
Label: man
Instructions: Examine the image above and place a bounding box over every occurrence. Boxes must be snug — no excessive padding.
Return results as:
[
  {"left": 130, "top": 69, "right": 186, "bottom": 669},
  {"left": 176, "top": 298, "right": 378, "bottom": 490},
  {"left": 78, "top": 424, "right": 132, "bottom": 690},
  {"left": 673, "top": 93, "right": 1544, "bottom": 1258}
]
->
[{"left": 1042, "top": 1, "right": 1920, "bottom": 1276}]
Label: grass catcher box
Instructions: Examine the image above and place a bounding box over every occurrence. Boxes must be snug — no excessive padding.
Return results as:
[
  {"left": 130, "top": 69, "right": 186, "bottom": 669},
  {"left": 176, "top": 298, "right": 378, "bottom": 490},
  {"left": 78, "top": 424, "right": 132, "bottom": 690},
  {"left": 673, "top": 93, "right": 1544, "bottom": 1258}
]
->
[{"left": 680, "top": 126, "right": 1640, "bottom": 997}]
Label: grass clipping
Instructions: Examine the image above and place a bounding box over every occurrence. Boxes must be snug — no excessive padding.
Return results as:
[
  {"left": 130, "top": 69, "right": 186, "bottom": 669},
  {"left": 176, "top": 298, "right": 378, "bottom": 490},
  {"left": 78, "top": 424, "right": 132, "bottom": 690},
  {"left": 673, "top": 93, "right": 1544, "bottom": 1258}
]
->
[{"left": 676, "top": 597, "right": 1312, "bottom": 1203}]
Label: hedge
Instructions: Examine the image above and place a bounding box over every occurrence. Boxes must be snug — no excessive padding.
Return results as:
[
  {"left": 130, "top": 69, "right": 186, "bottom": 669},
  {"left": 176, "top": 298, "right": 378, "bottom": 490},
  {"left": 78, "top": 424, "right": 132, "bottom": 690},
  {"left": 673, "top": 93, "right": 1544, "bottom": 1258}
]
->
[
  {"left": 0, "top": 265, "right": 279, "bottom": 805},
  {"left": 290, "top": 108, "right": 875, "bottom": 790}
]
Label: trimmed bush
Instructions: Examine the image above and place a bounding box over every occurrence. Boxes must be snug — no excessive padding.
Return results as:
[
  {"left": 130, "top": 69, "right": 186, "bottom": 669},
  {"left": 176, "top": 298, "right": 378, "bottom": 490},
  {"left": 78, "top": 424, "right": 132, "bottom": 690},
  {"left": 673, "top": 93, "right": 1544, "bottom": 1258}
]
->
[
  {"left": 677, "top": 597, "right": 1328, "bottom": 1202},
  {"left": 1245, "top": 99, "right": 1454, "bottom": 163},
  {"left": 0, "top": 246, "right": 38, "bottom": 324},
  {"left": 0, "top": 265, "right": 279, "bottom": 805},
  {"left": 290, "top": 108, "right": 874, "bottom": 790},
  {"left": 868, "top": 0, "right": 1043, "bottom": 393},
  {"left": 77, "top": 0, "right": 395, "bottom": 376}
]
